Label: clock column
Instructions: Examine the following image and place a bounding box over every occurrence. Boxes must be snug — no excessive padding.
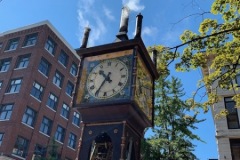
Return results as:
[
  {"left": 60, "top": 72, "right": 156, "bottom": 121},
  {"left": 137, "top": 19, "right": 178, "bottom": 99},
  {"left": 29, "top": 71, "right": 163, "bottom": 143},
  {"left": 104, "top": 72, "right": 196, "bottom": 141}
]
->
[{"left": 73, "top": 8, "right": 159, "bottom": 160}]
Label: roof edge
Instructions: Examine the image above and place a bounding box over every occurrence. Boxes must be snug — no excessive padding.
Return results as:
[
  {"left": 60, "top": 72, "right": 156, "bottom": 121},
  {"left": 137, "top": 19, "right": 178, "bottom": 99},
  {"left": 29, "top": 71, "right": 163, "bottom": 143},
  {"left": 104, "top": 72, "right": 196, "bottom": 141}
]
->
[{"left": 0, "top": 20, "right": 79, "bottom": 59}]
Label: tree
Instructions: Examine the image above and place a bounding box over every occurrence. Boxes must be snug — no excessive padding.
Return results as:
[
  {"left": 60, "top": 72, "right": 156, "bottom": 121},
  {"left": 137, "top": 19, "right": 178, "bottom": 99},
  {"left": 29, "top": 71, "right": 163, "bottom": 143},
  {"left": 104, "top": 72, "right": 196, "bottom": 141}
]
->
[
  {"left": 47, "top": 138, "right": 59, "bottom": 160},
  {"left": 150, "top": 1, "right": 240, "bottom": 117},
  {"left": 141, "top": 76, "right": 203, "bottom": 160}
]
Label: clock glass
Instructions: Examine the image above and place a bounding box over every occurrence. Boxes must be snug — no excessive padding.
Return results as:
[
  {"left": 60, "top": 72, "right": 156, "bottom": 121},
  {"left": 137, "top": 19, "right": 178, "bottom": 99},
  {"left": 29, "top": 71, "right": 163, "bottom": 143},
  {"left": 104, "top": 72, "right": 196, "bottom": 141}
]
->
[{"left": 87, "top": 59, "right": 128, "bottom": 99}]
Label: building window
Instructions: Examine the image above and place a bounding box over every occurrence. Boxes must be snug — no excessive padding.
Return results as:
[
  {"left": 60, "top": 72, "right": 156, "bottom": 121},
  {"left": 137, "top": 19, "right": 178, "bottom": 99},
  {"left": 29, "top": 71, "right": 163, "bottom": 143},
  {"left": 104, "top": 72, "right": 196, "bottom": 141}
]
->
[
  {"left": 0, "top": 81, "right": 3, "bottom": 89},
  {"left": 0, "top": 104, "right": 13, "bottom": 120},
  {"left": 12, "top": 136, "right": 29, "bottom": 158},
  {"left": 45, "top": 37, "right": 56, "bottom": 55},
  {"left": 61, "top": 103, "right": 69, "bottom": 119},
  {"left": 30, "top": 81, "right": 44, "bottom": 101},
  {"left": 66, "top": 81, "right": 74, "bottom": 97},
  {"left": 0, "top": 42, "right": 3, "bottom": 49},
  {"left": 38, "top": 58, "right": 51, "bottom": 77},
  {"left": 5, "top": 38, "right": 19, "bottom": 51},
  {"left": 0, "top": 133, "right": 4, "bottom": 146},
  {"left": 72, "top": 112, "right": 80, "bottom": 126},
  {"left": 236, "top": 73, "right": 240, "bottom": 87},
  {"left": 225, "top": 97, "right": 240, "bottom": 129},
  {"left": 70, "top": 62, "right": 77, "bottom": 76},
  {"left": 68, "top": 132, "right": 77, "bottom": 149},
  {"left": 6, "top": 78, "right": 22, "bottom": 93},
  {"left": 230, "top": 139, "right": 240, "bottom": 160},
  {"left": 22, "top": 107, "right": 36, "bottom": 127},
  {"left": 58, "top": 50, "right": 69, "bottom": 67},
  {"left": 34, "top": 144, "right": 46, "bottom": 158},
  {"left": 15, "top": 54, "right": 31, "bottom": 69},
  {"left": 23, "top": 33, "right": 38, "bottom": 47},
  {"left": 55, "top": 125, "right": 65, "bottom": 143},
  {"left": 53, "top": 70, "right": 64, "bottom": 88},
  {"left": 46, "top": 93, "right": 58, "bottom": 110},
  {"left": 40, "top": 116, "right": 52, "bottom": 136},
  {"left": 0, "top": 58, "right": 11, "bottom": 72}
]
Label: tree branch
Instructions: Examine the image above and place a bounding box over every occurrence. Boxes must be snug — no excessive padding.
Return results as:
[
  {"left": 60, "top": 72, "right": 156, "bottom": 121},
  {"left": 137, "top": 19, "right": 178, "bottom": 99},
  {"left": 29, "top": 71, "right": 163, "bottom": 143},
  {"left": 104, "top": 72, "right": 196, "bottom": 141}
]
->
[
  {"left": 168, "top": 27, "right": 240, "bottom": 51},
  {"left": 171, "top": 12, "right": 211, "bottom": 27}
]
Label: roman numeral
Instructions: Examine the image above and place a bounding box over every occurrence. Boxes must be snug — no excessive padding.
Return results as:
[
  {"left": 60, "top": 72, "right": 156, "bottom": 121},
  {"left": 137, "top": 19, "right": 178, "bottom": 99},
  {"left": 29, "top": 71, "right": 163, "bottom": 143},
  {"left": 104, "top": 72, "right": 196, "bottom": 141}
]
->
[
  {"left": 121, "top": 75, "right": 126, "bottom": 78},
  {"left": 103, "top": 92, "right": 107, "bottom": 96},
  {"left": 120, "top": 68, "right": 124, "bottom": 71},
  {"left": 107, "top": 62, "right": 111, "bottom": 66},
  {"left": 112, "top": 89, "right": 116, "bottom": 93},
  {"left": 90, "top": 85, "right": 95, "bottom": 90},
  {"left": 118, "top": 82, "right": 123, "bottom": 86}
]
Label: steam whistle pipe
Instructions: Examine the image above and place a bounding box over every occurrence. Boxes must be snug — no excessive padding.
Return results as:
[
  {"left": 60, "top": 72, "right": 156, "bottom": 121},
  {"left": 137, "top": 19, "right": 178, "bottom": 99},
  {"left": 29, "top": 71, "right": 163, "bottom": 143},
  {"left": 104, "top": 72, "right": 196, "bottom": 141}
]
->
[
  {"left": 152, "top": 49, "right": 157, "bottom": 67},
  {"left": 80, "top": 27, "right": 91, "bottom": 48},
  {"left": 118, "top": 6, "right": 130, "bottom": 34},
  {"left": 134, "top": 13, "right": 143, "bottom": 38}
]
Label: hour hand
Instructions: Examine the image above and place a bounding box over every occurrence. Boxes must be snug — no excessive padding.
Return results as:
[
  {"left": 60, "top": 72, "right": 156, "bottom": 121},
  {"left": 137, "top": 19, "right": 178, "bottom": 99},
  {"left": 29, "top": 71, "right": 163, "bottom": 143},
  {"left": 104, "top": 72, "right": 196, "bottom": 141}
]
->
[{"left": 99, "top": 70, "right": 112, "bottom": 83}]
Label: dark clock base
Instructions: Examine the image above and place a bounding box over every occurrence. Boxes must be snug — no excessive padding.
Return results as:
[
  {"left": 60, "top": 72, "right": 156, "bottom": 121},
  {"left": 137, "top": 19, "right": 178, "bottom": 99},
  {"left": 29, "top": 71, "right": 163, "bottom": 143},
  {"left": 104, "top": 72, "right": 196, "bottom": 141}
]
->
[{"left": 77, "top": 121, "right": 141, "bottom": 160}]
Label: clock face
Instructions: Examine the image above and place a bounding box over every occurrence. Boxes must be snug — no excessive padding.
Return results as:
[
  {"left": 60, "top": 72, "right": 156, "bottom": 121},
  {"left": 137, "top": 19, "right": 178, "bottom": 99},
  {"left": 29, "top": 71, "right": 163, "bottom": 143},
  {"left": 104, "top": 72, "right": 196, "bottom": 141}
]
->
[{"left": 86, "top": 59, "right": 128, "bottom": 99}]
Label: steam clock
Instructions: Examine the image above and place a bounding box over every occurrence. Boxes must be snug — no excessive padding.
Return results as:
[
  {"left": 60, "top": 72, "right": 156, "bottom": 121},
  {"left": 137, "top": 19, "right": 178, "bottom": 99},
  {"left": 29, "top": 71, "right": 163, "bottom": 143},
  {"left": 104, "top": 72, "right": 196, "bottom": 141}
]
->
[{"left": 74, "top": 7, "right": 158, "bottom": 160}]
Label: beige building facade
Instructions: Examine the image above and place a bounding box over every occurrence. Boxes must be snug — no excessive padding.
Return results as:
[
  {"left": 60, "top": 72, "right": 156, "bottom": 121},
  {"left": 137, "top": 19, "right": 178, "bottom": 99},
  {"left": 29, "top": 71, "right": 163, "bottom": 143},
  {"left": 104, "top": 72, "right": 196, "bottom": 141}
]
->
[{"left": 203, "top": 65, "right": 240, "bottom": 160}]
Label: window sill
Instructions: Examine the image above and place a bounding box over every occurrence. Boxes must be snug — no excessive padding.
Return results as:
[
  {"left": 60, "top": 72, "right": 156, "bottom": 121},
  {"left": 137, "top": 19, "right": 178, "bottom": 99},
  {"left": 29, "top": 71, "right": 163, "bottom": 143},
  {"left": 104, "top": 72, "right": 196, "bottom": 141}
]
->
[
  {"left": 22, "top": 45, "right": 35, "bottom": 48},
  {"left": 4, "top": 49, "right": 17, "bottom": 52},
  {"left": 39, "top": 131, "right": 50, "bottom": 138},
  {"left": 38, "top": 70, "right": 49, "bottom": 79},
  {"left": 5, "top": 92, "right": 19, "bottom": 95},
  {"left": 0, "top": 119, "right": 10, "bottom": 121},
  {"left": 60, "top": 115, "right": 69, "bottom": 121},
  {"left": 67, "top": 146, "right": 76, "bottom": 151},
  {"left": 72, "top": 123, "right": 80, "bottom": 128},
  {"left": 11, "top": 154, "right": 26, "bottom": 160},
  {"left": 66, "top": 93, "right": 73, "bottom": 99},
  {"left": 30, "top": 95, "right": 42, "bottom": 102},
  {"left": 55, "top": 139, "right": 63, "bottom": 145},
  {"left": 58, "top": 61, "right": 67, "bottom": 68},
  {"left": 46, "top": 106, "right": 56, "bottom": 112},
  {"left": 21, "top": 122, "right": 34, "bottom": 129},
  {"left": 53, "top": 83, "right": 62, "bottom": 90},
  {"left": 14, "top": 67, "right": 27, "bottom": 70},
  {"left": 70, "top": 73, "right": 77, "bottom": 77},
  {"left": 45, "top": 48, "right": 55, "bottom": 56}
]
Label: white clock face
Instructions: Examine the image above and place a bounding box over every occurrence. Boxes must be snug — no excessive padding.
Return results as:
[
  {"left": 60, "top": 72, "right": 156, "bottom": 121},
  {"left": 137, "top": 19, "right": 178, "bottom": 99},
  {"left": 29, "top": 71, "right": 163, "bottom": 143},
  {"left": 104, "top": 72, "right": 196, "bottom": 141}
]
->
[{"left": 86, "top": 59, "right": 128, "bottom": 99}]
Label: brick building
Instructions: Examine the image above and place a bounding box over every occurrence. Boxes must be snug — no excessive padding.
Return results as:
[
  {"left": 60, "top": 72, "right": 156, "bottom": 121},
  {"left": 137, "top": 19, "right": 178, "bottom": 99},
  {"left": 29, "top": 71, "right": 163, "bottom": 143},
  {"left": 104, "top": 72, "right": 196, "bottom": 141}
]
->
[
  {"left": 0, "top": 21, "right": 81, "bottom": 160},
  {"left": 203, "top": 59, "right": 240, "bottom": 160}
]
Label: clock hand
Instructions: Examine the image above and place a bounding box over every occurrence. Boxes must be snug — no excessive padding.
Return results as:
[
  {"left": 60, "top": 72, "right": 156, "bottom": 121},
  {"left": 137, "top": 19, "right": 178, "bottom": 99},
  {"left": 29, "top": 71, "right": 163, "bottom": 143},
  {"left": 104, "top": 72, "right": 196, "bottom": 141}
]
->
[
  {"left": 95, "top": 72, "right": 112, "bottom": 96},
  {"left": 99, "top": 70, "right": 112, "bottom": 83}
]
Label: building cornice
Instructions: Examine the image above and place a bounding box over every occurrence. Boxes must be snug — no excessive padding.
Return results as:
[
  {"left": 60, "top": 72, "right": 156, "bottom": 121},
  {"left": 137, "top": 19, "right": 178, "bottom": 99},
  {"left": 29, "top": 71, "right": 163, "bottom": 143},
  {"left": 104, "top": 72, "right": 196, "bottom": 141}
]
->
[{"left": 0, "top": 20, "right": 79, "bottom": 59}]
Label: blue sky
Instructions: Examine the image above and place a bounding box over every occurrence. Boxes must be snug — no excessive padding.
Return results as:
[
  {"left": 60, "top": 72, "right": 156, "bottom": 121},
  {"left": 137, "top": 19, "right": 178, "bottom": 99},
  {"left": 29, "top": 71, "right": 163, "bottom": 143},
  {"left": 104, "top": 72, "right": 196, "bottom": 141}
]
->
[{"left": 0, "top": 0, "right": 217, "bottom": 159}]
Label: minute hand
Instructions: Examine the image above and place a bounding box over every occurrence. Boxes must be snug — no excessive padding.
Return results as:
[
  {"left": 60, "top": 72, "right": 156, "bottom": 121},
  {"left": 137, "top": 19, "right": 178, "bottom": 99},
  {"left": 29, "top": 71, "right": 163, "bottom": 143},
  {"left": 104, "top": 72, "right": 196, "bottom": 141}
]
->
[{"left": 95, "top": 72, "right": 111, "bottom": 97}]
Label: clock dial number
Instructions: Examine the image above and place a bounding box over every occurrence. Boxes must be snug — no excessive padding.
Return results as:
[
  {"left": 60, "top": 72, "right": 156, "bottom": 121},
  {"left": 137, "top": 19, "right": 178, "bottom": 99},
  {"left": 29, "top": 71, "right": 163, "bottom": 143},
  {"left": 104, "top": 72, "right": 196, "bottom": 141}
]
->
[{"left": 87, "top": 59, "right": 128, "bottom": 99}]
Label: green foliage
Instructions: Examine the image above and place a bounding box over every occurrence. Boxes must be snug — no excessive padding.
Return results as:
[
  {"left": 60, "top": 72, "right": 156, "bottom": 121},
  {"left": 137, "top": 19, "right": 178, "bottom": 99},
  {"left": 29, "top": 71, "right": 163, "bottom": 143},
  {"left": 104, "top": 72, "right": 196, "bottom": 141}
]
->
[
  {"left": 47, "top": 139, "right": 59, "bottom": 160},
  {"left": 143, "top": 0, "right": 240, "bottom": 158},
  {"left": 141, "top": 76, "right": 203, "bottom": 160},
  {"left": 153, "top": 0, "right": 240, "bottom": 116}
]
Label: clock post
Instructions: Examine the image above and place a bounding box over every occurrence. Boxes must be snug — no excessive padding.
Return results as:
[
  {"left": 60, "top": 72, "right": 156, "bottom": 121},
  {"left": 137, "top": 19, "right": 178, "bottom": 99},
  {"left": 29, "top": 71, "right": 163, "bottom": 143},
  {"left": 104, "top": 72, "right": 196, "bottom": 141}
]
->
[{"left": 73, "top": 8, "right": 158, "bottom": 160}]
